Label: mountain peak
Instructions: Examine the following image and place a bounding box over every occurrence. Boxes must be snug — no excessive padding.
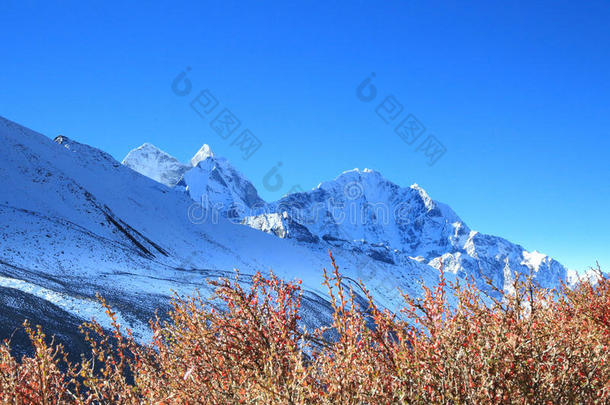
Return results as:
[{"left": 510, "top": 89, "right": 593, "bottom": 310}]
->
[
  {"left": 338, "top": 167, "right": 378, "bottom": 176},
  {"left": 138, "top": 142, "right": 162, "bottom": 151},
  {"left": 190, "top": 144, "right": 214, "bottom": 167},
  {"left": 326, "top": 167, "right": 384, "bottom": 184},
  {"left": 122, "top": 143, "right": 190, "bottom": 187},
  {"left": 126, "top": 143, "right": 172, "bottom": 157}
]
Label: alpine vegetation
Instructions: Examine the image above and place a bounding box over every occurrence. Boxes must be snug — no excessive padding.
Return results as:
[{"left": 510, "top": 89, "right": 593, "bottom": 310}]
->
[{"left": 0, "top": 253, "right": 608, "bottom": 404}]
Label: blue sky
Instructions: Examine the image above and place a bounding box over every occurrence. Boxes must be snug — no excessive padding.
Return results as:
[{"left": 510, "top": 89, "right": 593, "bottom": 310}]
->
[{"left": 1, "top": 1, "right": 609, "bottom": 272}]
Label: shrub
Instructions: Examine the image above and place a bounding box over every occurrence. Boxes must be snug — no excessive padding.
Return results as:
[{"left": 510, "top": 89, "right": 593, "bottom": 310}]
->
[{"left": 0, "top": 252, "right": 608, "bottom": 404}]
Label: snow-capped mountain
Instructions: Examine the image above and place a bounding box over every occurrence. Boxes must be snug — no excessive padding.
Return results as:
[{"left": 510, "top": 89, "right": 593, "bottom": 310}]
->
[
  {"left": 122, "top": 143, "right": 191, "bottom": 187},
  {"left": 120, "top": 139, "right": 574, "bottom": 300},
  {"left": 256, "top": 168, "right": 568, "bottom": 292},
  {"left": 124, "top": 143, "right": 264, "bottom": 219},
  {"left": 121, "top": 140, "right": 569, "bottom": 296},
  {"left": 176, "top": 154, "right": 265, "bottom": 219}
]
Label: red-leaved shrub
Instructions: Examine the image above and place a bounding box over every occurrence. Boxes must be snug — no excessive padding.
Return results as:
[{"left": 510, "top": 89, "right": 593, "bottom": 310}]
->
[{"left": 1, "top": 252, "right": 608, "bottom": 404}]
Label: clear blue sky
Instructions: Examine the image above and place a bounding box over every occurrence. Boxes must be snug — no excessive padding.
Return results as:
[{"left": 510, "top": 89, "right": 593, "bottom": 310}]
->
[{"left": 1, "top": 1, "right": 609, "bottom": 272}]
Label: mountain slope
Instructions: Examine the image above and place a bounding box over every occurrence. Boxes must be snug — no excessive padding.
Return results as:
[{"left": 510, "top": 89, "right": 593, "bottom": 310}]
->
[{"left": 0, "top": 116, "right": 444, "bottom": 354}]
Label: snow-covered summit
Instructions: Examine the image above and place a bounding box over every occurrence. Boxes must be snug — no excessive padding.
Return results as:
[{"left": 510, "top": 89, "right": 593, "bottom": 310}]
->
[
  {"left": 122, "top": 143, "right": 191, "bottom": 187},
  {"left": 190, "top": 144, "right": 214, "bottom": 167},
  {"left": 122, "top": 142, "right": 264, "bottom": 218},
  {"left": 177, "top": 154, "right": 265, "bottom": 218}
]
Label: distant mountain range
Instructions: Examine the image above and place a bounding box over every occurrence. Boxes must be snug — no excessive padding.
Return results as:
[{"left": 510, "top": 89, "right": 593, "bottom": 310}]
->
[{"left": 123, "top": 139, "right": 573, "bottom": 294}]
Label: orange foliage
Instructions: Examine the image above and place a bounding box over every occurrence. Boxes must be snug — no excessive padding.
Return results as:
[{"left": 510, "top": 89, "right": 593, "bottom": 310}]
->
[{"left": 1, "top": 252, "right": 608, "bottom": 404}]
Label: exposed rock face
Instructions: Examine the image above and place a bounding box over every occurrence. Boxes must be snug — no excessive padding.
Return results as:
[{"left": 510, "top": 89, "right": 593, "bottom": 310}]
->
[{"left": 241, "top": 212, "right": 319, "bottom": 243}]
